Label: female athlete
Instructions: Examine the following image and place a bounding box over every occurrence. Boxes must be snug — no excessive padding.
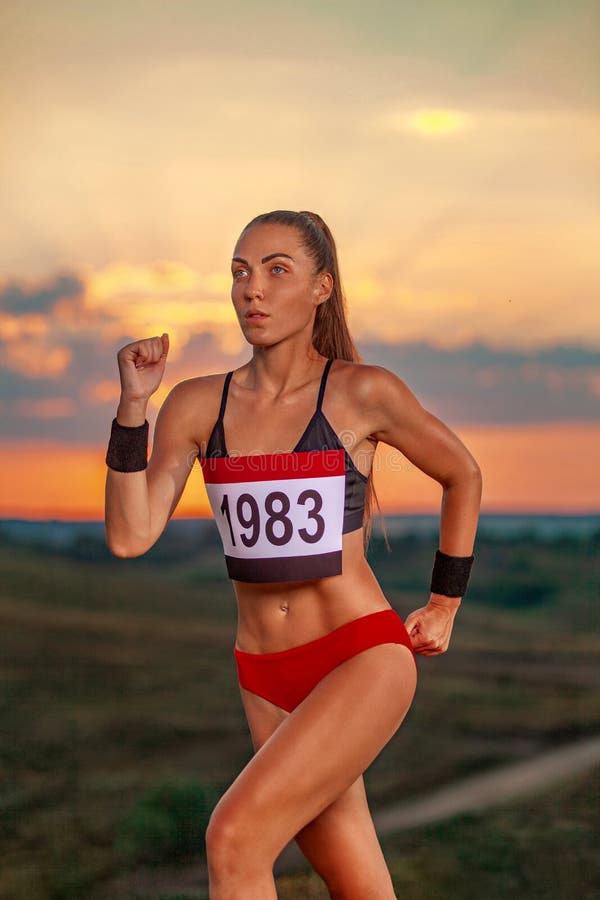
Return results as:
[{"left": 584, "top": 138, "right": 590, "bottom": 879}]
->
[{"left": 104, "top": 209, "right": 482, "bottom": 899}]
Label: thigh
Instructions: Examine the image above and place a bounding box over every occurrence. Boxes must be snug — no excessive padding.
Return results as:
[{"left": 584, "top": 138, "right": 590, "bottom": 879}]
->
[
  {"left": 239, "top": 684, "right": 290, "bottom": 752},
  {"left": 212, "top": 642, "right": 416, "bottom": 861},
  {"left": 241, "top": 686, "right": 387, "bottom": 885}
]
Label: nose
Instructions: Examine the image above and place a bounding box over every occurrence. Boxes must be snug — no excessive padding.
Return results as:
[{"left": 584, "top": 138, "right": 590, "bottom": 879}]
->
[{"left": 243, "top": 272, "right": 264, "bottom": 300}]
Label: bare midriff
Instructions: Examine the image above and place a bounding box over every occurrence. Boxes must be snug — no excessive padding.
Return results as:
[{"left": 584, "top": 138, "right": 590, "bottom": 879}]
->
[{"left": 232, "top": 525, "right": 393, "bottom": 654}]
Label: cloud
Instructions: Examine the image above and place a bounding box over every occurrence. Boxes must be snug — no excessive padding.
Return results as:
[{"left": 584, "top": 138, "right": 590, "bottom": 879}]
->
[
  {"left": 0, "top": 273, "right": 83, "bottom": 378},
  {"left": 0, "top": 272, "right": 83, "bottom": 315},
  {"left": 1, "top": 303, "right": 598, "bottom": 443},
  {"left": 357, "top": 340, "right": 600, "bottom": 425},
  {"left": 15, "top": 397, "right": 76, "bottom": 419},
  {"left": 1, "top": 257, "right": 598, "bottom": 431}
]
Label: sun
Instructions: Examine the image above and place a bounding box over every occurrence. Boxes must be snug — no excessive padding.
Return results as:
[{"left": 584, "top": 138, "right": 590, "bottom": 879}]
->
[
  {"left": 407, "top": 108, "right": 473, "bottom": 137},
  {"left": 383, "top": 107, "right": 473, "bottom": 137}
]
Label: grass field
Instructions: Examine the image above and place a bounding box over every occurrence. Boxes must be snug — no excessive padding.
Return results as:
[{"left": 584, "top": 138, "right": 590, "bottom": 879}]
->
[{"left": 0, "top": 521, "right": 598, "bottom": 898}]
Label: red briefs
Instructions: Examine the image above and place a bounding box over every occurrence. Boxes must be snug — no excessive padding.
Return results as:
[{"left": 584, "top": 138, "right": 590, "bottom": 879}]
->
[{"left": 233, "top": 607, "right": 416, "bottom": 713}]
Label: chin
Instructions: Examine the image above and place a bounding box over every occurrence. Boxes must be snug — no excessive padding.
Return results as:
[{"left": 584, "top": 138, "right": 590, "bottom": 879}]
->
[{"left": 246, "top": 336, "right": 275, "bottom": 346}]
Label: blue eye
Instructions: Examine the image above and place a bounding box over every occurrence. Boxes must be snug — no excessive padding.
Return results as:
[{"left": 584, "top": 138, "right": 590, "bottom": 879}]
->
[{"left": 232, "top": 264, "right": 285, "bottom": 279}]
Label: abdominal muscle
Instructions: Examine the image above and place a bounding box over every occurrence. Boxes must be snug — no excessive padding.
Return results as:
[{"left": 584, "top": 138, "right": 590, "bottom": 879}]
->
[{"left": 232, "top": 526, "right": 393, "bottom": 654}]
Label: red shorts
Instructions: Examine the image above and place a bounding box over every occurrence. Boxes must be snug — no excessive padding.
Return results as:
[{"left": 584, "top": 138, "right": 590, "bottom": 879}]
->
[{"left": 233, "top": 608, "right": 416, "bottom": 713}]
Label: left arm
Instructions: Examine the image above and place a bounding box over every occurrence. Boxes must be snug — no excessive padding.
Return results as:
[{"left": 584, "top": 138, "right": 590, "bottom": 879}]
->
[{"left": 359, "top": 365, "right": 483, "bottom": 655}]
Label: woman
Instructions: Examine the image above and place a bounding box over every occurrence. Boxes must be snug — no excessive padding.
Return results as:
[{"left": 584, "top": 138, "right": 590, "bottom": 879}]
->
[{"left": 105, "top": 209, "right": 482, "bottom": 899}]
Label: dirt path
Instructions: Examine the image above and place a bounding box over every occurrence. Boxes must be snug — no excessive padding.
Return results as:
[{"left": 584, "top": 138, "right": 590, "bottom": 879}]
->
[{"left": 99, "top": 734, "right": 600, "bottom": 895}]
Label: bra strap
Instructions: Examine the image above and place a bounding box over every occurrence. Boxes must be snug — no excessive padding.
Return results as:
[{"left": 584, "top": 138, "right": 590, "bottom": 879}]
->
[
  {"left": 218, "top": 371, "right": 234, "bottom": 421},
  {"left": 316, "top": 358, "right": 334, "bottom": 412}
]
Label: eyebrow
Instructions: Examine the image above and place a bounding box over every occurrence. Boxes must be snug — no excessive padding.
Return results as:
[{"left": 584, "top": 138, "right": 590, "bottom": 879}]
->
[{"left": 231, "top": 253, "right": 295, "bottom": 266}]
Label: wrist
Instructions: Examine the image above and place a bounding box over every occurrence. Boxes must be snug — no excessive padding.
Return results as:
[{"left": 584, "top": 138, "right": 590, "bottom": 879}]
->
[
  {"left": 429, "top": 548, "right": 474, "bottom": 599},
  {"left": 106, "top": 414, "right": 149, "bottom": 472},
  {"left": 116, "top": 396, "right": 149, "bottom": 427},
  {"left": 427, "top": 593, "right": 462, "bottom": 613}
]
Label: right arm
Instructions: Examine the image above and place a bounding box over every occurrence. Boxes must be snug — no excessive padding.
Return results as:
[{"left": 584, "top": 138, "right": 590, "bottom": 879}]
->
[{"left": 104, "top": 333, "right": 207, "bottom": 557}]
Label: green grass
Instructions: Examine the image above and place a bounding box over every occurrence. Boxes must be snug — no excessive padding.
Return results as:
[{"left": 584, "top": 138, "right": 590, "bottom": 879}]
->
[{"left": 0, "top": 526, "right": 598, "bottom": 898}]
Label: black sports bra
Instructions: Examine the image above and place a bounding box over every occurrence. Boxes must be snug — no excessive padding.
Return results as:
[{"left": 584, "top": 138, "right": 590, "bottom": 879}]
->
[{"left": 199, "top": 358, "right": 368, "bottom": 583}]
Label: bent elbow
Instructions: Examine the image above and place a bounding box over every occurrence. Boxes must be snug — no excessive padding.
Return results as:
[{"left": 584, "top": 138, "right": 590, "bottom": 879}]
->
[
  {"left": 107, "top": 542, "right": 135, "bottom": 559},
  {"left": 443, "top": 460, "right": 483, "bottom": 492},
  {"left": 461, "top": 461, "right": 483, "bottom": 490},
  {"left": 106, "top": 538, "right": 149, "bottom": 558},
  {"left": 470, "top": 460, "right": 483, "bottom": 484}
]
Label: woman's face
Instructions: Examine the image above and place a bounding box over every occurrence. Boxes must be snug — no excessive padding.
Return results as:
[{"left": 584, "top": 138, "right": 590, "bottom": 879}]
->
[{"left": 230, "top": 222, "right": 332, "bottom": 346}]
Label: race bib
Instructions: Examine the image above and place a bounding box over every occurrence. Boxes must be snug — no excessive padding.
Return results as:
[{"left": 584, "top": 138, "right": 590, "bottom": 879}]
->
[{"left": 200, "top": 449, "right": 345, "bottom": 583}]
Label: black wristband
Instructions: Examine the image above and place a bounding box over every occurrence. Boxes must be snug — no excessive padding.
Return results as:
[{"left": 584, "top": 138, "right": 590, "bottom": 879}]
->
[
  {"left": 106, "top": 417, "right": 149, "bottom": 472},
  {"left": 430, "top": 549, "right": 474, "bottom": 598}
]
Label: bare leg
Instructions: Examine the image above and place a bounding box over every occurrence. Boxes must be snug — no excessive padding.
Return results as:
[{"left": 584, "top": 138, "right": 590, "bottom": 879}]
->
[
  {"left": 206, "top": 643, "right": 416, "bottom": 898},
  {"left": 240, "top": 690, "right": 397, "bottom": 898},
  {"left": 294, "top": 774, "right": 397, "bottom": 898}
]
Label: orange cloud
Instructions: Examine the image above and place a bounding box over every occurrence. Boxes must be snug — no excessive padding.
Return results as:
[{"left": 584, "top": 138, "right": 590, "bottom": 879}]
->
[
  {"left": 15, "top": 397, "right": 76, "bottom": 418},
  {"left": 82, "top": 261, "right": 237, "bottom": 358},
  {"left": 4, "top": 341, "right": 72, "bottom": 378},
  {"left": 0, "top": 312, "right": 49, "bottom": 339}
]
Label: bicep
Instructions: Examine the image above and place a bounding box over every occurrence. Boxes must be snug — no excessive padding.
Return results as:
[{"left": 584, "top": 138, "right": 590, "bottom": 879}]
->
[
  {"left": 366, "top": 366, "right": 481, "bottom": 487},
  {"left": 145, "top": 381, "right": 200, "bottom": 545}
]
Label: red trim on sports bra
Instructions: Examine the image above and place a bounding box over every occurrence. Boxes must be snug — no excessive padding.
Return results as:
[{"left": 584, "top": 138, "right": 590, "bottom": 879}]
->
[{"left": 200, "top": 448, "right": 345, "bottom": 483}]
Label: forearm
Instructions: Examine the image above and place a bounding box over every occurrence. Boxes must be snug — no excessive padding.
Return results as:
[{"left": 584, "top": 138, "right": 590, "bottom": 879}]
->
[
  {"left": 430, "top": 468, "right": 482, "bottom": 609},
  {"left": 439, "top": 468, "right": 482, "bottom": 557},
  {"left": 104, "top": 398, "right": 152, "bottom": 556}
]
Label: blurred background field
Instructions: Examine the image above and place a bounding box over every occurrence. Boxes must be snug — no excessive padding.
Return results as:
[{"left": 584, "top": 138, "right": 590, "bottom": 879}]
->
[{"left": 1, "top": 514, "right": 598, "bottom": 899}]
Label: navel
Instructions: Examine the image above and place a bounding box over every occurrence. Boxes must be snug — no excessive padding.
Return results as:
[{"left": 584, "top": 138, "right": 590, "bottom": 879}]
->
[{"left": 279, "top": 603, "right": 289, "bottom": 614}]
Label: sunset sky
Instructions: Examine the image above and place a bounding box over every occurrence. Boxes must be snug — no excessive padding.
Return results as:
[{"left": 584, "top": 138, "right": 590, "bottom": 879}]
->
[{"left": 1, "top": 0, "right": 599, "bottom": 520}]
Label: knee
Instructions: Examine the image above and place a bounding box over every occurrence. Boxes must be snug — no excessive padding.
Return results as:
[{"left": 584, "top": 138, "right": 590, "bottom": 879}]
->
[
  {"left": 205, "top": 803, "right": 273, "bottom": 876},
  {"left": 205, "top": 807, "right": 238, "bottom": 872}
]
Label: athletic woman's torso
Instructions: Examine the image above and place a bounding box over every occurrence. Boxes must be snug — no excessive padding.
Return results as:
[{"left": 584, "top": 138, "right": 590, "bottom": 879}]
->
[{"left": 194, "top": 357, "right": 393, "bottom": 653}]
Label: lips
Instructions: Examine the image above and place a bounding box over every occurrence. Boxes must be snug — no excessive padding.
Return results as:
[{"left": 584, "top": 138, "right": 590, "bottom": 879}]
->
[{"left": 245, "top": 311, "right": 269, "bottom": 319}]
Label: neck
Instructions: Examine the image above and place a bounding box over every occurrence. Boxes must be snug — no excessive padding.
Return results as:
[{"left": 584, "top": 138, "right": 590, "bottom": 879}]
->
[{"left": 243, "top": 347, "right": 327, "bottom": 398}]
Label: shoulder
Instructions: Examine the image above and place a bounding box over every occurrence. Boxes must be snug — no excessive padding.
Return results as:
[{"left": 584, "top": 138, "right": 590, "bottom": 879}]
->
[
  {"left": 158, "top": 372, "right": 227, "bottom": 413},
  {"left": 330, "top": 359, "right": 426, "bottom": 444},
  {"left": 155, "top": 372, "right": 232, "bottom": 448},
  {"left": 331, "top": 359, "right": 415, "bottom": 407}
]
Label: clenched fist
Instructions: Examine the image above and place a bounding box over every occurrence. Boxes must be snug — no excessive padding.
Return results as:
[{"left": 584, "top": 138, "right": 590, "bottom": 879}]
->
[
  {"left": 117, "top": 333, "right": 170, "bottom": 402},
  {"left": 404, "top": 594, "right": 461, "bottom": 656}
]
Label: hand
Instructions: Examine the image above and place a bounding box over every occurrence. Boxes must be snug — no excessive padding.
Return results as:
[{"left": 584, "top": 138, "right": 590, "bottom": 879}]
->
[
  {"left": 117, "top": 333, "right": 169, "bottom": 402},
  {"left": 404, "top": 594, "right": 461, "bottom": 656}
]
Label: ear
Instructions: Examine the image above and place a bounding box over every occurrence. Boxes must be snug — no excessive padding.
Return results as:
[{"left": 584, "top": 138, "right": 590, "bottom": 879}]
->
[{"left": 314, "top": 272, "right": 333, "bottom": 306}]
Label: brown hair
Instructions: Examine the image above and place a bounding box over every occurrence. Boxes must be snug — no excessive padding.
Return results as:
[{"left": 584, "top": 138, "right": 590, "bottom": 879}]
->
[{"left": 239, "top": 209, "right": 391, "bottom": 555}]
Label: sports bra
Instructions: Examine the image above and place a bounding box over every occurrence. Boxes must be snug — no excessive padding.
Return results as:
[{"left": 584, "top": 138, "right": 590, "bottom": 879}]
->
[{"left": 199, "top": 358, "right": 368, "bottom": 584}]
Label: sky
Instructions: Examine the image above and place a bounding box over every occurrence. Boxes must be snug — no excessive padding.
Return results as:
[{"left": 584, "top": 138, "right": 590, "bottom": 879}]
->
[{"left": 0, "top": 0, "right": 599, "bottom": 519}]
